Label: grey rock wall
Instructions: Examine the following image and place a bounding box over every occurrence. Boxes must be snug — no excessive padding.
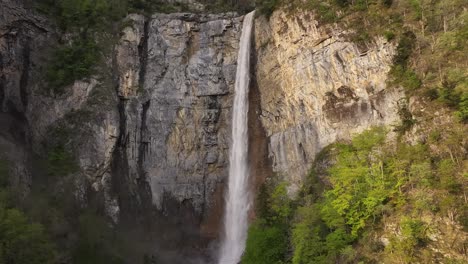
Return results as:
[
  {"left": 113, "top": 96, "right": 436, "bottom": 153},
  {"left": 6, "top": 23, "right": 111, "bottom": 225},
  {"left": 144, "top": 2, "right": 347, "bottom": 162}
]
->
[
  {"left": 0, "top": 0, "right": 243, "bottom": 248},
  {"left": 112, "top": 13, "right": 242, "bottom": 231}
]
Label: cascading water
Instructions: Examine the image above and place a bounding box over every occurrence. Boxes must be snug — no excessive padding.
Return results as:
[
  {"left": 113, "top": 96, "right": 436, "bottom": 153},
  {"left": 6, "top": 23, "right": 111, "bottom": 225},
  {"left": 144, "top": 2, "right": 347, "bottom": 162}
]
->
[{"left": 218, "top": 11, "right": 255, "bottom": 264}]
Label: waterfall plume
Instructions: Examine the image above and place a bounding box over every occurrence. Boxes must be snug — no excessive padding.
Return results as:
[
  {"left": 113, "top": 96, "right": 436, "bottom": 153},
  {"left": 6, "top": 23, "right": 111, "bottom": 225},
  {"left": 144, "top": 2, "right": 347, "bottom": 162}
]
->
[{"left": 218, "top": 10, "right": 255, "bottom": 264}]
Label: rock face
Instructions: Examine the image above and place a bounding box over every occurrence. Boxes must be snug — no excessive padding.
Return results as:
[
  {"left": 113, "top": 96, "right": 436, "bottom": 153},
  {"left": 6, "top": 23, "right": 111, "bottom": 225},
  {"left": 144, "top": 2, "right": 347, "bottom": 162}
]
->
[
  {"left": 254, "top": 10, "right": 404, "bottom": 194},
  {"left": 0, "top": 0, "right": 53, "bottom": 194},
  {"left": 1, "top": 1, "right": 405, "bottom": 262},
  {"left": 1, "top": 1, "right": 243, "bottom": 260},
  {"left": 113, "top": 12, "right": 242, "bottom": 232}
]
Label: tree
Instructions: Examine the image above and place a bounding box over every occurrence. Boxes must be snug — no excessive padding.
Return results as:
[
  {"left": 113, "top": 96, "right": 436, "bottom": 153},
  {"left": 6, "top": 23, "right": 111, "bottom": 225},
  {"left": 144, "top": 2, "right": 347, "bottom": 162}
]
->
[{"left": 0, "top": 206, "right": 56, "bottom": 264}]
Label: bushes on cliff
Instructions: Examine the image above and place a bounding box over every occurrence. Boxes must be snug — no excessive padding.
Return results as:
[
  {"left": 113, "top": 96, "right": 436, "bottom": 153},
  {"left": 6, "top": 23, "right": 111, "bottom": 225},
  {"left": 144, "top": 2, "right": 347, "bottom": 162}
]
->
[
  {"left": 0, "top": 160, "right": 57, "bottom": 264},
  {"left": 0, "top": 206, "right": 57, "bottom": 264},
  {"left": 72, "top": 212, "right": 126, "bottom": 264},
  {"left": 46, "top": 38, "right": 100, "bottom": 93},
  {"left": 242, "top": 181, "right": 292, "bottom": 264},
  {"left": 38, "top": 0, "right": 125, "bottom": 93},
  {"left": 291, "top": 128, "right": 392, "bottom": 264},
  {"left": 256, "top": 0, "right": 281, "bottom": 17},
  {"left": 38, "top": 0, "right": 197, "bottom": 93},
  {"left": 254, "top": 0, "right": 466, "bottom": 123},
  {"left": 388, "top": 31, "right": 421, "bottom": 91},
  {"left": 37, "top": 0, "right": 127, "bottom": 32},
  {"left": 288, "top": 124, "right": 467, "bottom": 263}
]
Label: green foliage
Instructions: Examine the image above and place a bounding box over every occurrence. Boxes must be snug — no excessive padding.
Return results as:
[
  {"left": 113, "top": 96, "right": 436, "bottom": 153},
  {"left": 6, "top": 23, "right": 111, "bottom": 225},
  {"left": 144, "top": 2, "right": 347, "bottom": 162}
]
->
[
  {"left": 46, "top": 38, "right": 100, "bottom": 93},
  {"left": 128, "top": 0, "right": 187, "bottom": 14},
  {"left": 322, "top": 127, "right": 389, "bottom": 237},
  {"left": 394, "top": 100, "right": 416, "bottom": 133},
  {"left": 388, "top": 31, "right": 422, "bottom": 91},
  {"left": 242, "top": 220, "right": 289, "bottom": 264},
  {"left": 384, "top": 31, "right": 395, "bottom": 41},
  {"left": 46, "top": 145, "right": 78, "bottom": 177},
  {"left": 37, "top": 0, "right": 128, "bottom": 93},
  {"left": 434, "top": 70, "right": 468, "bottom": 123},
  {"left": 400, "top": 218, "right": 427, "bottom": 247},
  {"left": 37, "top": 0, "right": 127, "bottom": 31},
  {"left": 0, "top": 207, "right": 56, "bottom": 264},
  {"left": 242, "top": 181, "right": 292, "bottom": 264},
  {"left": 389, "top": 65, "right": 422, "bottom": 91},
  {"left": 256, "top": 0, "right": 281, "bottom": 17},
  {"left": 289, "top": 126, "right": 467, "bottom": 263},
  {"left": 72, "top": 212, "right": 126, "bottom": 264},
  {"left": 437, "top": 159, "right": 462, "bottom": 193},
  {"left": 381, "top": 0, "right": 393, "bottom": 7},
  {"left": 291, "top": 128, "right": 392, "bottom": 263},
  {"left": 269, "top": 182, "right": 293, "bottom": 223},
  {"left": 0, "top": 160, "right": 56, "bottom": 264},
  {"left": 454, "top": 92, "right": 468, "bottom": 122},
  {"left": 387, "top": 218, "right": 428, "bottom": 262},
  {"left": 291, "top": 205, "right": 327, "bottom": 264}
]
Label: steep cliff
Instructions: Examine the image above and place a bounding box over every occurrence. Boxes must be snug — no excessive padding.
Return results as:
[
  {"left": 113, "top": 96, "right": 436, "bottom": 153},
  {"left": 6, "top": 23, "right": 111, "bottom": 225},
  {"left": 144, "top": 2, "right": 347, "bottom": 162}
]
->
[
  {"left": 0, "top": 0, "right": 404, "bottom": 259},
  {"left": 0, "top": 0, "right": 53, "bottom": 192},
  {"left": 1, "top": 0, "right": 466, "bottom": 263},
  {"left": 254, "top": 9, "right": 403, "bottom": 194},
  {"left": 113, "top": 12, "right": 242, "bottom": 233},
  {"left": 1, "top": 0, "right": 244, "bottom": 261}
]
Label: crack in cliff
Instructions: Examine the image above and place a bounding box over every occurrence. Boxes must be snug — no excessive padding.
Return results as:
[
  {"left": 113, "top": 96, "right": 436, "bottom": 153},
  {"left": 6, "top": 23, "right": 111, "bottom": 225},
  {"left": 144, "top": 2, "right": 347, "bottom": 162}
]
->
[
  {"left": 138, "top": 18, "right": 149, "bottom": 89},
  {"left": 111, "top": 30, "right": 139, "bottom": 224},
  {"left": 19, "top": 39, "right": 30, "bottom": 108},
  {"left": 0, "top": 53, "right": 5, "bottom": 109},
  {"left": 137, "top": 100, "right": 150, "bottom": 175},
  {"left": 137, "top": 99, "right": 154, "bottom": 220}
]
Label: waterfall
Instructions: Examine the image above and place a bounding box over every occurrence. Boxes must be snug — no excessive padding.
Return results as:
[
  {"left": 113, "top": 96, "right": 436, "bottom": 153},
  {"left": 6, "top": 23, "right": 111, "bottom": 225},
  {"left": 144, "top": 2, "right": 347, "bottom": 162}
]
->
[{"left": 218, "top": 11, "right": 255, "bottom": 264}]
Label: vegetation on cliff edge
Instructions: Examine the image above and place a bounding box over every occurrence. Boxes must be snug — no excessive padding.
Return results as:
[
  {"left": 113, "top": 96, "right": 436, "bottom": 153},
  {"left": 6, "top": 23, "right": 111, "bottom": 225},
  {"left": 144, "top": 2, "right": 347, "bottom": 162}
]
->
[
  {"left": 244, "top": 126, "right": 467, "bottom": 263},
  {"left": 256, "top": 0, "right": 467, "bottom": 123}
]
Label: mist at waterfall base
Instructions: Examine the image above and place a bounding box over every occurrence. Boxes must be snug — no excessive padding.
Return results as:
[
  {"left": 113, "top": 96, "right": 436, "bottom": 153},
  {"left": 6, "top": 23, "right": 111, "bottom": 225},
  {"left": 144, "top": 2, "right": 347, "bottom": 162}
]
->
[{"left": 218, "top": 11, "right": 255, "bottom": 264}]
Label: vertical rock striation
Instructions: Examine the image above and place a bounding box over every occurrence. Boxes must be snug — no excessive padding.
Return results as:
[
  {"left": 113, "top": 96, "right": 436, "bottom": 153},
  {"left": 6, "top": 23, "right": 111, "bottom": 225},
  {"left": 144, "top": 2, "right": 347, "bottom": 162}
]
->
[
  {"left": 113, "top": 12, "right": 243, "bottom": 239},
  {"left": 1, "top": 1, "right": 244, "bottom": 259}
]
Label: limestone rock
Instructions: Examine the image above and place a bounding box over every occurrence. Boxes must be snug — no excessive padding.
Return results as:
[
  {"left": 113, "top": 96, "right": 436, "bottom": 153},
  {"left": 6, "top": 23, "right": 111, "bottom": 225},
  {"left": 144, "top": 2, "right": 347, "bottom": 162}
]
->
[{"left": 254, "top": 9, "right": 404, "bottom": 194}]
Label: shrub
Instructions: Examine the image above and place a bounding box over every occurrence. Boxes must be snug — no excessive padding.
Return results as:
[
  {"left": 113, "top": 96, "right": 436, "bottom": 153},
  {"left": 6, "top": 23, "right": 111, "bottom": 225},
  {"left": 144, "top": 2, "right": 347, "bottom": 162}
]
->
[
  {"left": 291, "top": 205, "right": 328, "bottom": 264},
  {"left": 72, "top": 212, "right": 125, "bottom": 264},
  {"left": 388, "top": 31, "right": 422, "bottom": 91},
  {"left": 394, "top": 100, "right": 416, "bottom": 133},
  {"left": 381, "top": 0, "right": 393, "bottom": 7},
  {"left": 393, "top": 31, "right": 416, "bottom": 67},
  {"left": 46, "top": 145, "right": 78, "bottom": 177},
  {"left": 46, "top": 38, "right": 100, "bottom": 94},
  {"left": 256, "top": 0, "right": 281, "bottom": 17},
  {"left": 389, "top": 65, "right": 421, "bottom": 90},
  {"left": 0, "top": 203, "right": 56, "bottom": 264},
  {"left": 454, "top": 92, "right": 468, "bottom": 122},
  {"left": 401, "top": 218, "right": 427, "bottom": 248},
  {"left": 384, "top": 31, "right": 395, "bottom": 41},
  {"left": 242, "top": 220, "right": 289, "bottom": 264},
  {"left": 243, "top": 181, "right": 292, "bottom": 264},
  {"left": 0, "top": 160, "right": 8, "bottom": 188}
]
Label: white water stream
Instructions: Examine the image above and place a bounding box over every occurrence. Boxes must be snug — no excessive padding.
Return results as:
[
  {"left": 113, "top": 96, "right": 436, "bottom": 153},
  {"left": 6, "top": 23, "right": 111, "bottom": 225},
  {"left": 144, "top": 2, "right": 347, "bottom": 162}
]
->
[{"left": 218, "top": 11, "right": 255, "bottom": 264}]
